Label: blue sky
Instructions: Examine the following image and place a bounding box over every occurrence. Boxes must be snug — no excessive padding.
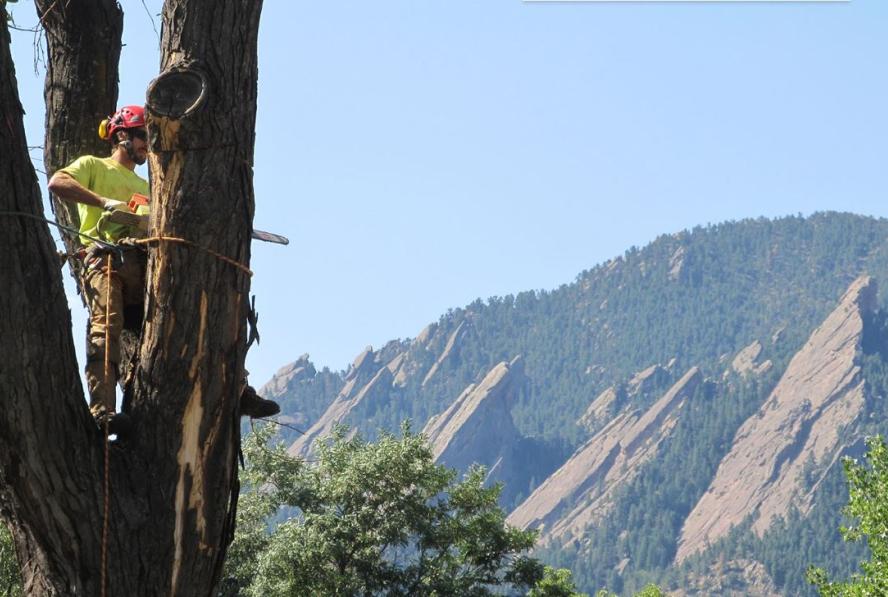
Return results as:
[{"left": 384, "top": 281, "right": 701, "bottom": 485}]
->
[{"left": 8, "top": 0, "right": 887, "bottom": 386}]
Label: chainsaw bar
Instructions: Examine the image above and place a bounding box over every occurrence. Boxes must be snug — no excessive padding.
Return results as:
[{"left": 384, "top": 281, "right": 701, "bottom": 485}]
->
[
  {"left": 107, "top": 211, "right": 289, "bottom": 245},
  {"left": 251, "top": 229, "right": 289, "bottom": 245}
]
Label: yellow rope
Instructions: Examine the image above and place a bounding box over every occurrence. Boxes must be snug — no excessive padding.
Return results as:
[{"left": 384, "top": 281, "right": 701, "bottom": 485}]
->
[{"left": 134, "top": 235, "right": 253, "bottom": 277}]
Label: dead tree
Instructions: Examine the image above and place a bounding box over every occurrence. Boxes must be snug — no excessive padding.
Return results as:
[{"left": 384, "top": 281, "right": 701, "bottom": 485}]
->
[{"left": 0, "top": 0, "right": 264, "bottom": 594}]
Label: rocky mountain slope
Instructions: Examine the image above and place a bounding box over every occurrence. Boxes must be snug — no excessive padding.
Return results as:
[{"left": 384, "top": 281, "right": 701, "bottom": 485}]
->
[
  {"left": 260, "top": 213, "right": 888, "bottom": 595},
  {"left": 676, "top": 276, "right": 874, "bottom": 562},
  {"left": 508, "top": 367, "right": 701, "bottom": 546}
]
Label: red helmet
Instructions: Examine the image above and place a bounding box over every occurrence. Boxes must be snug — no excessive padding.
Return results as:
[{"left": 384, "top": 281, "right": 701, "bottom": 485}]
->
[{"left": 99, "top": 105, "right": 146, "bottom": 141}]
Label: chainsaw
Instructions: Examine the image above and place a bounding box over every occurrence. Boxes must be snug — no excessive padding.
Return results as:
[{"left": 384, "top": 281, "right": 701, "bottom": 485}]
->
[{"left": 106, "top": 193, "right": 289, "bottom": 245}]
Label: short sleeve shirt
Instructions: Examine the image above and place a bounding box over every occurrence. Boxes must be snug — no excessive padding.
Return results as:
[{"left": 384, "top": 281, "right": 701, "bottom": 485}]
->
[{"left": 59, "top": 156, "right": 149, "bottom": 245}]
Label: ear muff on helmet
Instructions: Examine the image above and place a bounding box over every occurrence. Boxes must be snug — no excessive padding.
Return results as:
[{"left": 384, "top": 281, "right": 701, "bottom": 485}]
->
[{"left": 98, "top": 119, "right": 111, "bottom": 141}]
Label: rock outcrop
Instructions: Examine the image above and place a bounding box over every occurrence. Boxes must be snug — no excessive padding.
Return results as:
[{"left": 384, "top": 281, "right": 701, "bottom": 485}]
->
[
  {"left": 578, "top": 364, "right": 673, "bottom": 433},
  {"left": 676, "top": 276, "right": 876, "bottom": 562},
  {"left": 577, "top": 387, "right": 618, "bottom": 433},
  {"left": 729, "top": 340, "right": 772, "bottom": 376},
  {"left": 260, "top": 354, "right": 317, "bottom": 399},
  {"left": 423, "top": 357, "right": 528, "bottom": 503},
  {"left": 669, "top": 246, "right": 685, "bottom": 281},
  {"left": 422, "top": 321, "right": 468, "bottom": 387},
  {"left": 628, "top": 364, "right": 669, "bottom": 395},
  {"left": 287, "top": 346, "right": 398, "bottom": 459},
  {"left": 508, "top": 367, "right": 702, "bottom": 546}
]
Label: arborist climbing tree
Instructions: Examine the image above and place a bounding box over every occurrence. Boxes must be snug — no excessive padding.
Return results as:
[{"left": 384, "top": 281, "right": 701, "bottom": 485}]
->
[
  {"left": 0, "top": 1, "right": 277, "bottom": 595},
  {"left": 48, "top": 105, "right": 151, "bottom": 434},
  {"left": 49, "top": 105, "right": 279, "bottom": 433}
]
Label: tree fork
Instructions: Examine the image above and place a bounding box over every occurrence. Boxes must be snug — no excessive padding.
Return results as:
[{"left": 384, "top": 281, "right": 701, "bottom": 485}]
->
[
  {"left": 0, "top": 6, "right": 107, "bottom": 595},
  {"left": 1, "top": 0, "right": 264, "bottom": 594}
]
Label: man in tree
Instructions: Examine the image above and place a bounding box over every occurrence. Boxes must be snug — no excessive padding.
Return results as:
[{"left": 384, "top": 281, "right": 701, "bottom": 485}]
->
[
  {"left": 48, "top": 106, "right": 280, "bottom": 432},
  {"left": 48, "top": 105, "right": 150, "bottom": 431}
]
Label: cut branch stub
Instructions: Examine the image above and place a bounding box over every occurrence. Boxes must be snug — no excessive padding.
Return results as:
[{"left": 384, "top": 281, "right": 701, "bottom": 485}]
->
[{"left": 147, "top": 66, "right": 208, "bottom": 119}]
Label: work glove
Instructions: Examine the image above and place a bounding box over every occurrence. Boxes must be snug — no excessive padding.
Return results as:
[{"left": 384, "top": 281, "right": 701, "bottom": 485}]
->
[{"left": 100, "top": 197, "right": 129, "bottom": 212}]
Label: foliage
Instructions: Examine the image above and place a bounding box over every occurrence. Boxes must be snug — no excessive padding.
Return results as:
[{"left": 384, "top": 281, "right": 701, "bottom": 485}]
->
[
  {"left": 807, "top": 436, "right": 888, "bottom": 596},
  {"left": 224, "top": 423, "right": 542, "bottom": 596},
  {"left": 528, "top": 566, "right": 588, "bottom": 597},
  {"left": 593, "top": 585, "right": 661, "bottom": 597},
  {"left": 0, "top": 524, "right": 21, "bottom": 597}
]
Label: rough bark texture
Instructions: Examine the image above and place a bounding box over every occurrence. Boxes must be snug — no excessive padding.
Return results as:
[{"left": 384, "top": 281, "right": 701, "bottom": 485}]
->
[
  {"left": 34, "top": 0, "right": 133, "bottom": 390},
  {"left": 0, "top": 10, "right": 106, "bottom": 595},
  {"left": 35, "top": 0, "right": 122, "bottom": 257},
  {"left": 126, "top": 0, "right": 262, "bottom": 594},
  {"left": 1, "top": 0, "right": 263, "bottom": 594}
]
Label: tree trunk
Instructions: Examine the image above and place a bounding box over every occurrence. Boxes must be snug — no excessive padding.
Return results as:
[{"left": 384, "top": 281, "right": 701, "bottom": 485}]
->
[
  {"left": 0, "top": 0, "right": 264, "bottom": 594},
  {"left": 34, "top": 0, "right": 131, "bottom": 375},
  {"left": 0, "top": 7, "right": 105, "bottom": 595},
  {"left": 35, "top": 0, "right": 123, "bottom": 285}
]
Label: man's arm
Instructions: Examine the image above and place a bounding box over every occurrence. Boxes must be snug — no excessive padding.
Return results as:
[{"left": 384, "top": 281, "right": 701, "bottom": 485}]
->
[{"left": 48, "top": 172, "right": 124, "bottom": 211}]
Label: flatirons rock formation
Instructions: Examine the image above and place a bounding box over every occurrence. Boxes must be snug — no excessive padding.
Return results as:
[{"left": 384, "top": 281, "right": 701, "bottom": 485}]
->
[
  {"left": 287, "top": 345, "right": 399, "bottom": 458},
  {"left": 578, "top": 386, "right": 618, "bottom": 433},
  {"left": 675, "top": 276, "right": 876, "bottom": 562},
  {"left": 423, "top": 356, "right": 530, "bottom": 503},
  {"left": 261, "top": 353, "right": 317, "bottom": 398},
  {"left": 508, "top": 367, "right": 702, "bottom": 546}
]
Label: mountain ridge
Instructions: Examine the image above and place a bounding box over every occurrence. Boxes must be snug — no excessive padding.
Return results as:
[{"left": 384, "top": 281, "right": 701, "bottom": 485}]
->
[{"left": 261, "top": 212, "right": 888, "bottom": 595}]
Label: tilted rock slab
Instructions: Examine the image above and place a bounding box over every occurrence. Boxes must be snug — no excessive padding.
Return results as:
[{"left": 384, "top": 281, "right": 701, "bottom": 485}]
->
[
  {"left": 287, "top": 346, "right": 400, "bottom": 459},
  {"left": 508, "top": 367, "right": 701, "bottom": 546},
  {"left": 423, "top": 356, "right": 524, "bottom": 475},
  {"left": 675, "top": 276, "right": 876, "bottom": 562},
  {"left": 260, "top": 353, "right": 317, "bottom": 399},
  {"left": 578, "top": 386, "right": 618, "bottom": 433}
]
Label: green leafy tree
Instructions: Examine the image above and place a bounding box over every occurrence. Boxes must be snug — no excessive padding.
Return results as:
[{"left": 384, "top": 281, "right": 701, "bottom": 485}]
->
[
  {"left": 0, "top": 525, "right": 21, "bottom": 597},
  {"left": 224, "top": 423, "right": 542, "bottom": 596},
  {"left": 594, "top": 585, "right": 662, "bottom": 597},
  {"left": 807, "top": 435, "right": 888, "bottom": 595},
  {"left": 528, "top": 565, "right": 588, "bottom": 596}
]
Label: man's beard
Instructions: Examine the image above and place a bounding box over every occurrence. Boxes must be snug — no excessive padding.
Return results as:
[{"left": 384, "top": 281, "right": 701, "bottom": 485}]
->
[{"left": 123, "top": 140, "right": 146, "bottom": 165}]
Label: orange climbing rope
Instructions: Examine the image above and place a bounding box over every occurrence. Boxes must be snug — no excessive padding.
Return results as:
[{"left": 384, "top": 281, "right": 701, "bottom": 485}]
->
[
  {"left": 134, "top": 235, "right": 252, "bottom": 277},
  {"left": 101, "top": 252, "right": 112, "bottom": 597}
]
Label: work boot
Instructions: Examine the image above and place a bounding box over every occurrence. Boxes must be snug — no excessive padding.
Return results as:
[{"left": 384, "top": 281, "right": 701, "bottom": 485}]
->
[
  {"left": 90, "top": 404, "right": 133, "bottom": 439},
  {"left": 240, "top": 385, "right": 280, "bottom": 419}
]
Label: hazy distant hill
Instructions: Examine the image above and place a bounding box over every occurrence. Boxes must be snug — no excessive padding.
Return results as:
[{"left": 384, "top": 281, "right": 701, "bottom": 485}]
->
[{"left": 261, "top": 212, "right": 888, "bottom": 595}]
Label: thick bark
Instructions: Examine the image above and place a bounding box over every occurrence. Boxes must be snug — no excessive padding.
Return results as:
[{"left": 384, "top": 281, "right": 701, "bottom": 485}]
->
[
  {"left": 123, "top": 0, "right": 263, "bottom": 592},
  {"left": 1, "top": 0, "right": 263, "bottom": 595},
  {"left": 34, "top": 0, "right": 137, "bottom": 388},
  {"left": 35, "top": 0, "right": 122, "bottom": 247}
]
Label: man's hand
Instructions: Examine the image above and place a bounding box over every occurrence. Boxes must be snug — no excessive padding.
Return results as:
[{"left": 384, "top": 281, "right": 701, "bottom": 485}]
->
[{"left": 100, "top": 198, "right": 129, "bottom": 212}]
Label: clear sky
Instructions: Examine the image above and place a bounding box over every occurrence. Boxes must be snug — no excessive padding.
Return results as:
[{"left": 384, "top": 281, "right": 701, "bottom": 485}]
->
[{"left": 8, "top": 1, "right": 887, "bottom": 387}]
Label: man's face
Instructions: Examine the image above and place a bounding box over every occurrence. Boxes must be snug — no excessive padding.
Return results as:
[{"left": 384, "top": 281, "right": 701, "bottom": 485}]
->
[{"left": 129, "top": 128, "right": 148, "bottom": 165}]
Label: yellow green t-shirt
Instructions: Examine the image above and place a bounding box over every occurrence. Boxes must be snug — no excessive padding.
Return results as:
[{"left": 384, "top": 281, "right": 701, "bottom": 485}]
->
[{"left": 59, "top": 155, "right": 149, "bottom": 245}]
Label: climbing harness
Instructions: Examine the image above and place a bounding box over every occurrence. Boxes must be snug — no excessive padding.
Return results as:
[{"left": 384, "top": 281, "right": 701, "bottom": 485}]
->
[{"left": 0, "top": 210, "right": 252, "bottom": 277}]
